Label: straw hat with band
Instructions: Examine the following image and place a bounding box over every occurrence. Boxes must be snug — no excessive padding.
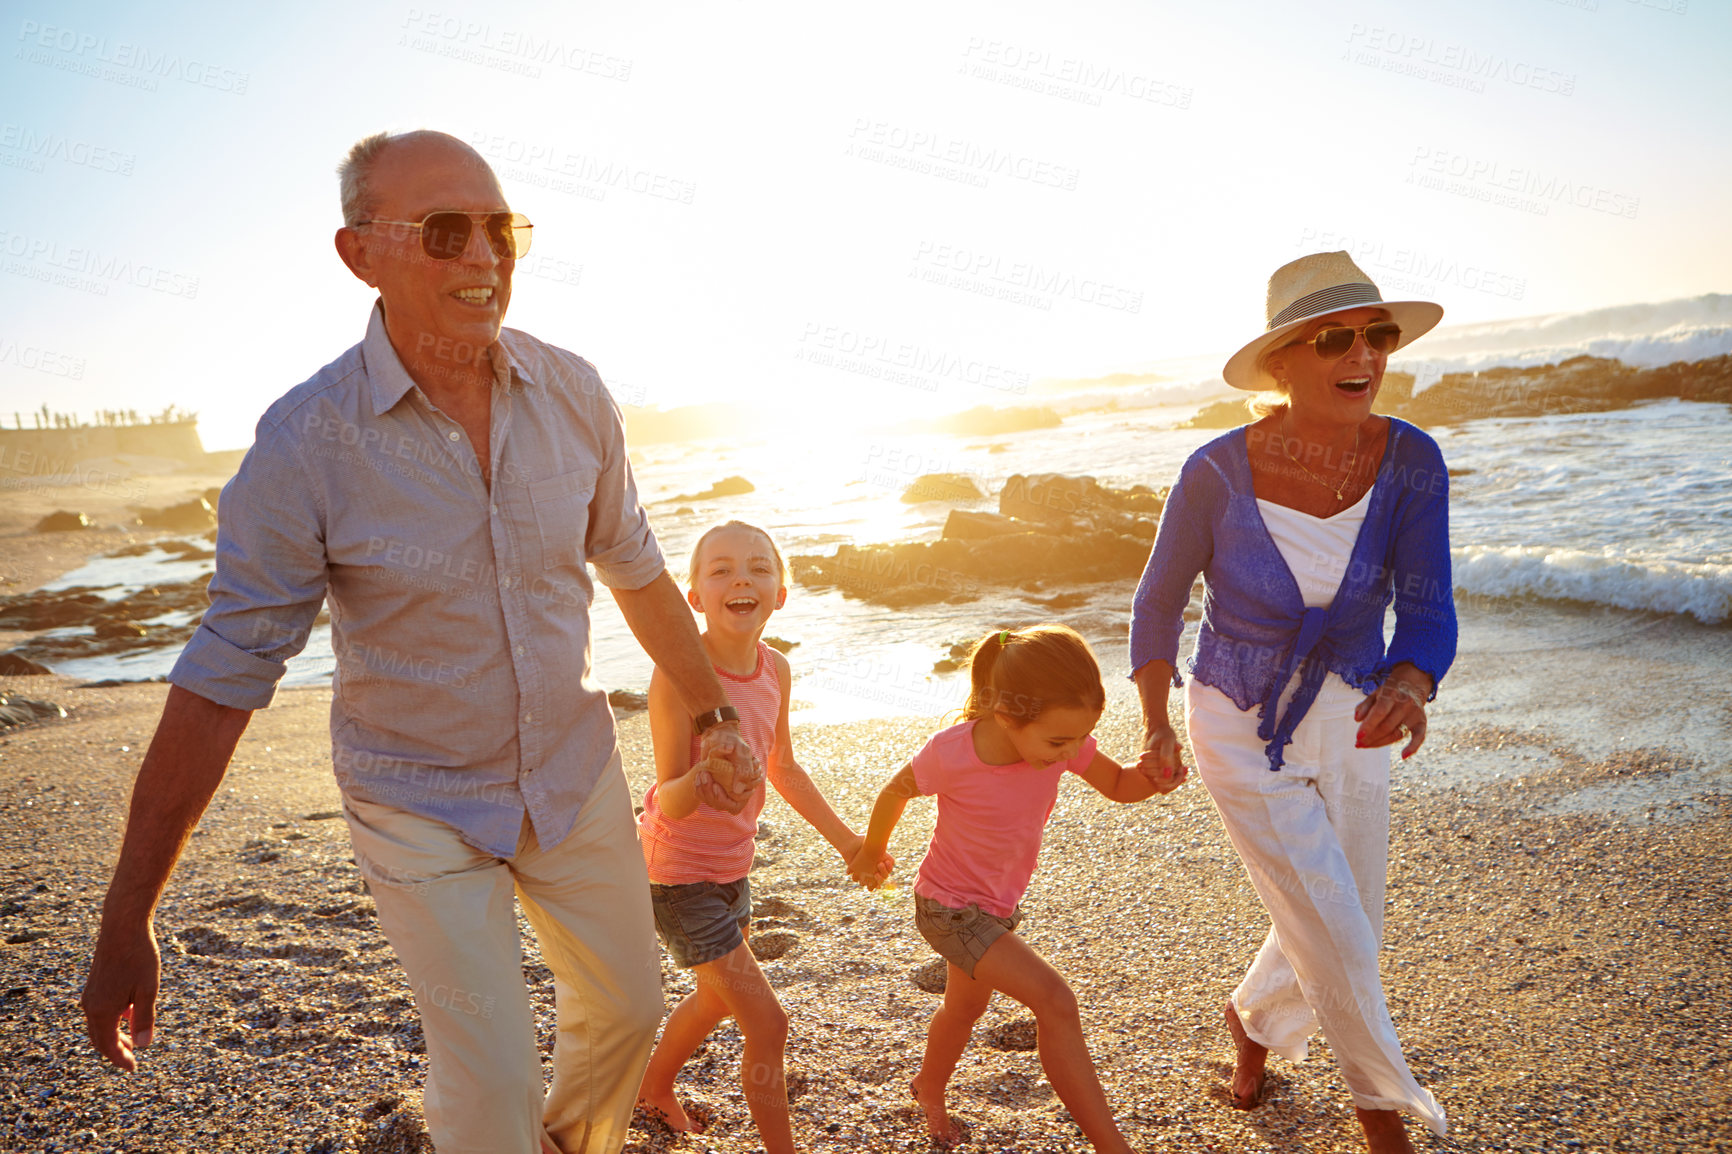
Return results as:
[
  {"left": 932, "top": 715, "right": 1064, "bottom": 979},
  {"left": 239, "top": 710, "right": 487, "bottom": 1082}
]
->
[{"left": 1222, "top": 251, "right": 1444, "bottom": 392}]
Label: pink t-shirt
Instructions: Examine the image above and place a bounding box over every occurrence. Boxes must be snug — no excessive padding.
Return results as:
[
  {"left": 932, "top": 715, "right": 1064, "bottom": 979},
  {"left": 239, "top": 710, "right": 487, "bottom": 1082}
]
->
[
  {"left": 637, "top": 642, "right": 778, "bottom": 884},
  {"left": 911, "top": 721, "right": 1097, "bottom": 918}
]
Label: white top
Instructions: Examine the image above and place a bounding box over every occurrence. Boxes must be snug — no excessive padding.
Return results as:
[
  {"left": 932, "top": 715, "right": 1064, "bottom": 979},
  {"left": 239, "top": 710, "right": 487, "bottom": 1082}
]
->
[
  {"left": 1255, "top": 486, "right": 1373, "bottom": 610},
  {"left": 1257, "top": 486, "right": 1375, "bottom": 712}
]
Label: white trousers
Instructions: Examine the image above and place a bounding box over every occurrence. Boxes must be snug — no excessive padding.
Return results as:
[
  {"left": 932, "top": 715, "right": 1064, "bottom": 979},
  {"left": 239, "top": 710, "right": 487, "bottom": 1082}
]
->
[
  {"left": 1187, "top": 678, "right": 1447, "bottom": 1137},
  {"left": 343, "top": 756, "right": 663, "bottom": 1153}
]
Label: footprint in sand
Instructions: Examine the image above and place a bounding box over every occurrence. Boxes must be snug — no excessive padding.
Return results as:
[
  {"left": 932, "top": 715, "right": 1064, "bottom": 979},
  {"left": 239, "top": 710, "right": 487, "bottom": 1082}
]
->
[
  {"left": 751, "top": 895, "right": 807, "bottom": 922},
  {"left": 749, "top": 931, "right": 800, "bottom": 961},
  {"left": 986, "top": 1019, "right": 1039, "bottom": 1051},
  {"left": 912, "top": 958, "right": 948, "bottom": 994}
]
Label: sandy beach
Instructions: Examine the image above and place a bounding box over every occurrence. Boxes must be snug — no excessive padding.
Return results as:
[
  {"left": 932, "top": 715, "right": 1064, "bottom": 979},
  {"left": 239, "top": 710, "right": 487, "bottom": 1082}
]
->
[{"left": 3, "top": 480, "right": 1731, "bottom": 1154}]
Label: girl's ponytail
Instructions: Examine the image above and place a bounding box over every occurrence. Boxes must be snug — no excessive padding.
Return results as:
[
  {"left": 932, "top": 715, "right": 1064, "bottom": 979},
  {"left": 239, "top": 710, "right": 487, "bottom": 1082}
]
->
[
  {"left": 959, "top": 624, "right": 1104, "bottom": 725},
  {"left": 963, "top": 630, "right": 1011, "bottom": 721}
]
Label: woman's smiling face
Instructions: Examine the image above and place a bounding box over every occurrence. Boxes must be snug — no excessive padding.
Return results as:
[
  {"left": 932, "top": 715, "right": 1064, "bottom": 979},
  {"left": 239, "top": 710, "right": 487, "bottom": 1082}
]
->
[{"left": 1264, "top": 305, "right": 1394, "bottom": 425}]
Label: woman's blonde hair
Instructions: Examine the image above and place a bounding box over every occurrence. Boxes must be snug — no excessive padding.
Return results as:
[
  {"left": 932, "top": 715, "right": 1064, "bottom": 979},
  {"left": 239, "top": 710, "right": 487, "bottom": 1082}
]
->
[
  {"left": 960, "top": 624, "right": 1105, "bottom": 725},
  {"left": 1246, "top": 344, "right": 1291, "bottom": 420}
]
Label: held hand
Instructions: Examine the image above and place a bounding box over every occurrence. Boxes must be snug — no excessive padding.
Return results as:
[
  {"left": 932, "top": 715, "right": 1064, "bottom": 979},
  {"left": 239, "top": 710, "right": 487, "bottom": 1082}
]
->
[
  {"left": 81, "top": 924, "right": 161, "bottom": 1072},
  {"left": 692, "top": 766, "right": 748, "bottom": 814},
  {"left": 848, "top": 844, "right": 894, "bottom": 890},
  {"left": 1137, "top": 723, "right": 1189, "bottom": 792},
  {"left": 695, "top": 725, "right": 762, "bottom": 813},
  {"left": 1355, "top": 669, "right": 1431, "bottom": 759}
]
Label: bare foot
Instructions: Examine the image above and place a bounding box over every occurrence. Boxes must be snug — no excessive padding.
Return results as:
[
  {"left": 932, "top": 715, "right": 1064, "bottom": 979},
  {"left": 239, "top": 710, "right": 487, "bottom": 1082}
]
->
[
  {"left": 910, "top": 1077, "right": 962, "bottom": 1144},
  {"left": 634, "top": 1091, "right": 698, "bottom": 1133},
  {"left": 1223, "top": 1002, "right": 1268, "bottom": 1110},
  {"left": 1355, "top": 1107, "right": 1415, "bottom": 1153}
]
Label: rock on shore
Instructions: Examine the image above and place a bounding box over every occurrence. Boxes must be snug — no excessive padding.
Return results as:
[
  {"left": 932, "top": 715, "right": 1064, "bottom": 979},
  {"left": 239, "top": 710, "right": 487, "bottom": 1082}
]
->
[{"left": 791, "top": 474, "right": 1162, "bottom": 606}]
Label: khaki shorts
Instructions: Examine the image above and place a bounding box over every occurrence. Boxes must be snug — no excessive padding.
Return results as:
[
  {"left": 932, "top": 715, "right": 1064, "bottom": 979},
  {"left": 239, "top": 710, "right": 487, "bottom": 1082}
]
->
[{"left": 915, "top": 893, "right": 1023, "bottom": 979}]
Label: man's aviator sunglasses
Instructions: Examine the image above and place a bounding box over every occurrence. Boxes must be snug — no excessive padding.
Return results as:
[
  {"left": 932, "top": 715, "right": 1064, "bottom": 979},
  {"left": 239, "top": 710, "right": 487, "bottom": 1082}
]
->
[
  {"left": 354, "top": 211, "right": 533, "bottom": 261},
  {"left": 1290, "top": 321, "right": 1402, "bottom": 361}
]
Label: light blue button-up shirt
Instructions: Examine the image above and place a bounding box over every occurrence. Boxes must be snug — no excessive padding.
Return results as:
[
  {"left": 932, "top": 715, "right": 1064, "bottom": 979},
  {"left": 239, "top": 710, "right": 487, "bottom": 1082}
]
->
[{"left": 171, "top": 303, "right": 666, "bottom": 855}]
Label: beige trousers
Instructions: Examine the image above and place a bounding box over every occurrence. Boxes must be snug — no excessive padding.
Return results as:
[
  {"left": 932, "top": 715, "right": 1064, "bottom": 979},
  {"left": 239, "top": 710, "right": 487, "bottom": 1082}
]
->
[
  {"left": 342, "top": 757, "right": 663, "bottom": 1153},
  {"left": 1187, "top": 677, "right": 1448, "bottom": 1137}
]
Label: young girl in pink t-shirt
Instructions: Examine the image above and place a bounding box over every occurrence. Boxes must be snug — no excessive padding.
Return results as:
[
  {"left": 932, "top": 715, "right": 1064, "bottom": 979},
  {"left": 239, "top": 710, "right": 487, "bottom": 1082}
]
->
[
  {"left": 635, "top": 521, "right": 884, "bottom": 1154},
  {"left": 851, "top": 624, "right": 1186, "bottom": 1152}
]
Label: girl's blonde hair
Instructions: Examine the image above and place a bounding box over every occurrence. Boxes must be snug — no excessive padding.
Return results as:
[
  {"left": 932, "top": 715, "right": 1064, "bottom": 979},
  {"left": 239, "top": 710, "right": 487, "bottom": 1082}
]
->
[
  {"left": 686, "top": 520, "right": 787, "bottom": 586},
  {"left": 960, "top": 624, "right": 1105, "bottom": 725}
]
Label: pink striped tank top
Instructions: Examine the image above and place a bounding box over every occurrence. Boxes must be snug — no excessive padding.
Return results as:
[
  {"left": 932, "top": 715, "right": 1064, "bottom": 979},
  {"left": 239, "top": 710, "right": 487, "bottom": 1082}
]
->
[{"left": 637, "top": 641, "right": 780, "bottom": 884}]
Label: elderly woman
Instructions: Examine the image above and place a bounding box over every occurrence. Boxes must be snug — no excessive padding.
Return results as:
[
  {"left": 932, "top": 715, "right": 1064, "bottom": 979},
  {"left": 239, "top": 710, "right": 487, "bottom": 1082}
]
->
[{"left": 1131, "top": 252, "right": 1455, "bottom": 1153}]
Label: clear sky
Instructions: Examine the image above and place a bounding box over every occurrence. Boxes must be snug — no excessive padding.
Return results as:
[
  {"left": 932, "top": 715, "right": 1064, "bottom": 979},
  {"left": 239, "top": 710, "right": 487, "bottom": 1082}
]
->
[{"left": 2, "top": 0, "right": 1727, "bottom": 450}]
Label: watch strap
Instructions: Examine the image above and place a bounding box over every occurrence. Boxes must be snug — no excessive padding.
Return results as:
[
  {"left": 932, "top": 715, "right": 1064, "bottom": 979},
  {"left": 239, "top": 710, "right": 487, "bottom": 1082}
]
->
[{"left": 692, "top": 705, "right": 740, "bottom": 735}]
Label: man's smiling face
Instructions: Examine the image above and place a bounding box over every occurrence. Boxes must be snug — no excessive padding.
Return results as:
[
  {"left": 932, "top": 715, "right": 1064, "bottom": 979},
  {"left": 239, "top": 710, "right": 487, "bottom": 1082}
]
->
[{"left": 344, "top": 133, "right": 514, "bottom": 366}]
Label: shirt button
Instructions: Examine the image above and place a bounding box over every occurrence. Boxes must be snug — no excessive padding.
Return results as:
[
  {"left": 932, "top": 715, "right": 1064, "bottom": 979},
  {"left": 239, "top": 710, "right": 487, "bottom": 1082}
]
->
[
  {"left": 515, "top": 644, "right": 525, "bottom": 656},
  {"left": 522, "top": 712, "right": 533, "bottom": 724},
  {"left": 490, "top": 503, "right": 498, "bottom": 515},
  {"left": 447, "top": 430, "right": 461, "bottom": 442}
]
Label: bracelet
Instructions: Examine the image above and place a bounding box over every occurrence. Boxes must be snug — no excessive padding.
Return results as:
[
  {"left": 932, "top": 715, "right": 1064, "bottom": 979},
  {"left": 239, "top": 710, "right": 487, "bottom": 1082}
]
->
[
  {"left": 1387, "top": 681, "right": 1428, "bottom": 709},
  {"left": 692, "top": 705, "right": 739, "bottom": 735}
]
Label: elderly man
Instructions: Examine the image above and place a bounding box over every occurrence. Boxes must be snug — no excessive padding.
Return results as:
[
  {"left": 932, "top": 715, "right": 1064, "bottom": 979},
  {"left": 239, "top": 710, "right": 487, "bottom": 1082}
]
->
[{"left": 80, "top": 130, "right": 758, "bottom": 1154}]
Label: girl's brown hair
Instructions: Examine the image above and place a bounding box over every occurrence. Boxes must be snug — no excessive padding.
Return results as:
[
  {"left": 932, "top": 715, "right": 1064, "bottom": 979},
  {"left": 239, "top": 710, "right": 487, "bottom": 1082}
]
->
[{"left": 960, "top": 624, "right": 1105, "bottom": 725}]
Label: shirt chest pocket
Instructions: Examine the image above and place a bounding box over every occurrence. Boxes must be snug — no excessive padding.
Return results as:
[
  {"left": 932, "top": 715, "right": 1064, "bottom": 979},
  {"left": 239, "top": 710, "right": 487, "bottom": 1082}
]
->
[{"left": 528, "top": 468, "right": 598, "bottom": 570}]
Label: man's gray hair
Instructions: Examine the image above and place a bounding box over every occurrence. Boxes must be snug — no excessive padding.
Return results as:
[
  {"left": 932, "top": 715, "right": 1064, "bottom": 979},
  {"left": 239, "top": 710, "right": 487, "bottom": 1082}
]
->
[{"left": 338, "top": 132, "right": 394, "bottom": 227}]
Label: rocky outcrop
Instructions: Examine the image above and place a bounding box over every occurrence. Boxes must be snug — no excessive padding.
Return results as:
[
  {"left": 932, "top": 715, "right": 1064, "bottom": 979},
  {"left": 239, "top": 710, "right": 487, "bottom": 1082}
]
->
[
  {"left": 791, "top": 474, "right": 1163, "bottom": 607},
  {"left": 665, "top": 476, "right": 755, "bottom": 504},
  {"left": 33, "top": 511, "right": 91, "bottom": 532},
  {"left": 0, "top": 578, "right": 207, "bottom": 666},
  {"left": 0, "top": 693, "right": 65, "bottom": 731},
  {"left": 139, "top": 497, "right": 217, "bottom": 532},
  {"left": 901, "top": 474, "right": 984, "bottom": 503},
  {"left": 0, "top": 652, "right": 52, "bottom": 675}
]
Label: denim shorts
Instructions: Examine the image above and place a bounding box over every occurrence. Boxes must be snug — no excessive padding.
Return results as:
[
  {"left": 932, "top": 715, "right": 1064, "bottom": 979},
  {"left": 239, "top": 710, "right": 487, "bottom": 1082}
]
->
[
  {"left": 915, "top": 893, "right": 1023, "bottom": 979},
  {"left": 649, "top": 877, "right": 752, "bottom": 968}
]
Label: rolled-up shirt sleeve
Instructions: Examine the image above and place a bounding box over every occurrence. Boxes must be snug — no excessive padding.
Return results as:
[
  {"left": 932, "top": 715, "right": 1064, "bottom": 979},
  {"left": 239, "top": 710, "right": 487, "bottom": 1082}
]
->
[
  {"left": 583, "top": 386, "right": 666, "bottom": 590},
  {"left": 1129, "top": 455, "right": 1216, "bottom": 681},
  {"left": 169, "top": 419, "right": 329, "bottom": 710}
]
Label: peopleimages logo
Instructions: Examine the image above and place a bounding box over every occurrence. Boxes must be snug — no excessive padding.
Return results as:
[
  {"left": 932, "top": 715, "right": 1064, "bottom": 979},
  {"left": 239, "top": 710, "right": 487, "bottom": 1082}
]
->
[
  {"left": 15, "top": 20, "right": 250, "bottom": 94},
  {"left": 399, "top": 9, "right": 632, "bottom": 81},
  {"left": 911, "top": 240, "right": 1143, "bottom": 314},
  {"left": 845, "top": 119, "right": 1081, "bottom": 191},
  {"left": 0, "top": 231, "right": 199, "bottom": 298},
  {"left": 0, "top": 338, "right": 87, "bottom": 378},
  {"left": 0, "top": 124, "right": 135, "bottom": 175},
  {"left": 1343, "top": 23, "right": 1576, "bottom": 96},
  {"left": 1408, "top": 147, "right": 1640, "bottom": 220},
  {"left": 470, "top": 133, "right": 696, "bottom": 205},
  {"left": 957, "top": 37, "right": 1193, "bottom": 110}
]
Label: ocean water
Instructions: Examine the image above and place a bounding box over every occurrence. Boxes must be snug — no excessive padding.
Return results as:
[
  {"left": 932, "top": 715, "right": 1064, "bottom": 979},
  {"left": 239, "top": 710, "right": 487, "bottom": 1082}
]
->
[{"left": 39, "top": 295, "right": 1732, "bottom": 726}]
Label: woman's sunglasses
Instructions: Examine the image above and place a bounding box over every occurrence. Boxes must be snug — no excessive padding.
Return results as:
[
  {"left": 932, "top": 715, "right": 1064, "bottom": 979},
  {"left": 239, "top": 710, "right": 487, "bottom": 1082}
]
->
[
  {"left": 1292, "top": 321, "right": 1402, "bottom": 360},
  {"left": 355, "top": 211, "right": 534, "bottom": 261}
]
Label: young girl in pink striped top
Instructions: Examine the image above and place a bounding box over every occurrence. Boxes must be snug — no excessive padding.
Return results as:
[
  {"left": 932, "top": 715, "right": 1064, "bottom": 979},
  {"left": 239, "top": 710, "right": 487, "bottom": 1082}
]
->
[
  {"left": 851, "top": 625, "right": 1186, "bottom": 1152},
  {"left": 635, "top": 521, "right": 880, "bottom": 1154}
]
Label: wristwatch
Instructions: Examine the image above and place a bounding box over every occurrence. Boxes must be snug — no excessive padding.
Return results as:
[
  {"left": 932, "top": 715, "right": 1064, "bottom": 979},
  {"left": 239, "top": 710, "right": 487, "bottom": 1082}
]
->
[{"left": 692, "top": 705, "right": 739, "bottom": 736}]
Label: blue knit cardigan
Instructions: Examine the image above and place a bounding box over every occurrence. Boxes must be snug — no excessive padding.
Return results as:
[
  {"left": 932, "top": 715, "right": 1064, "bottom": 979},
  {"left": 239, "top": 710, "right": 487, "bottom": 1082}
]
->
[{"left": 1129, "top": 418, "right": 1457, "bottom": 771}]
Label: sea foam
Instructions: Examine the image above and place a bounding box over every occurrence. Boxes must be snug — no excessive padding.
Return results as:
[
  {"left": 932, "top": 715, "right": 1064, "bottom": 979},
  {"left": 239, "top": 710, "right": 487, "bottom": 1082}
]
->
[
  {"left": 1393, "top": 293, "right": 1732, "bottom": 391},
  {"left": 1453, "top": 544, "right": 1732, "bottom": 625}
]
